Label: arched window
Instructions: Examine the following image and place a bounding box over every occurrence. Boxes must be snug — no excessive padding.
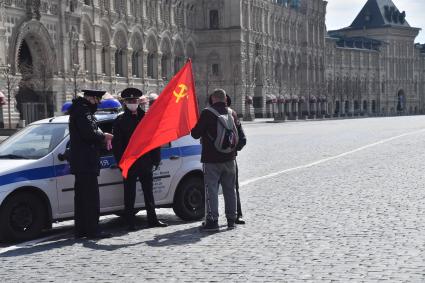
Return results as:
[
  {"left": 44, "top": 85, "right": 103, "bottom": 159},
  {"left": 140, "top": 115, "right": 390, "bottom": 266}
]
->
[
  {"left": 209, "top": 10, "right": 219, "bottom": 29},
  {"left": 115, "top": 49, "right": 124, "bottom": 76},
  {"left": 84, "top": 0, "right": 91, "bottom": 5},
  {"left": 132, "top": 51, "right": 141, "bottom": 78},
  {"left": 161, "top": 54, "right": 170, "bottom": 80},
  {"left": 147, "top": 53, "right": 156, "bottom": 78}
]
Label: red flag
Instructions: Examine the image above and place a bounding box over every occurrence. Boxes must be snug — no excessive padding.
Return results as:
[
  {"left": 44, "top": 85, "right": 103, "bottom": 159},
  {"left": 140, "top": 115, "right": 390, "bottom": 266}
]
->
[{"left": 119, "top": 59, "right": 199, "bottom": 178}]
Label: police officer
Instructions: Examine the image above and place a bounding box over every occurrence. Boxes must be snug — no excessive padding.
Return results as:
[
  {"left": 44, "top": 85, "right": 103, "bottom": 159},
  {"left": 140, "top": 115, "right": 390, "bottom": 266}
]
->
[
  {"left": 112, "top": 87, "right": 167, "bottom": 231},
  {"left": 68, "top": 89, "right": 113, "bottom": 239}
]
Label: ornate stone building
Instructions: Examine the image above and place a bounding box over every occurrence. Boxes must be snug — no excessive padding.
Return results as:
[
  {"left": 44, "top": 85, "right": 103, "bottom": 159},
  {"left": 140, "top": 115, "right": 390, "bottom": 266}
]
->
[
  {"left": 0, "top": 0, "right": 424, "bottom": 127},
  {"left": 325, "top": 0, "right": 425, "bottom": 117}
]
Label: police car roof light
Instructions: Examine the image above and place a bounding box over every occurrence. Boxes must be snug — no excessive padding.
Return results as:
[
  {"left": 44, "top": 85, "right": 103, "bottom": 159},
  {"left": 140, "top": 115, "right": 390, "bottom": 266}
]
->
[{"left": 98, "top": 99, "right": 122, "bottom": 112}]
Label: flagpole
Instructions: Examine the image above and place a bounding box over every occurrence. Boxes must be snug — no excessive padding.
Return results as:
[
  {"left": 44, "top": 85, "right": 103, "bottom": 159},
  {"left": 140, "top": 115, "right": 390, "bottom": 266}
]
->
[{"left": 187, "top": 58, "right": 200, "bottom": 119}]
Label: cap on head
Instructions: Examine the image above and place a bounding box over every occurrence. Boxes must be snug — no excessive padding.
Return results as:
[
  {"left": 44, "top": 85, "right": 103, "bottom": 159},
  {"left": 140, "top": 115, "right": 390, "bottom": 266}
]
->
[
  {"left": 121, "top": 87, "right": 143, "bottom": 100},
  {"left": 81, "top": 89, "right": 106, "bottom": 98}
]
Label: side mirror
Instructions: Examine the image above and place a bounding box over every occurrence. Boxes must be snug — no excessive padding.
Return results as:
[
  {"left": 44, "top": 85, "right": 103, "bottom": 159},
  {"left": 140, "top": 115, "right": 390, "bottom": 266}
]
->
[{"left": 58, "top": 153, "right": 67, "bottom": 162}]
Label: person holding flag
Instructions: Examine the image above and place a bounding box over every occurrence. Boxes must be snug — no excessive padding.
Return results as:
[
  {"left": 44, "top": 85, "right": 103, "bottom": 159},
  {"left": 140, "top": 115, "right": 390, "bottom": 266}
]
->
[{"left": 112, "top": 87, "right": 167, "bottom": 231}]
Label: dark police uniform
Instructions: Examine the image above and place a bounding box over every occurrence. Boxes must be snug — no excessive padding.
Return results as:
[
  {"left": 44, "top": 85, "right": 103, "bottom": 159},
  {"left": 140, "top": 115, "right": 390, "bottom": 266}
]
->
[
  {"left": 68, "top": 90, "right": 110, "bottom": 238},
  {"left": 112, "top": 87, "right": 166, "bottom": 230}
]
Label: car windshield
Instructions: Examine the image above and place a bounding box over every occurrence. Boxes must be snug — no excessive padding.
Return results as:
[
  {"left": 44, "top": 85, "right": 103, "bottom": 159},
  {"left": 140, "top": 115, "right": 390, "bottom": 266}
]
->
[{"left": 0, "top": 123, "right": 69, "bottom": 160}]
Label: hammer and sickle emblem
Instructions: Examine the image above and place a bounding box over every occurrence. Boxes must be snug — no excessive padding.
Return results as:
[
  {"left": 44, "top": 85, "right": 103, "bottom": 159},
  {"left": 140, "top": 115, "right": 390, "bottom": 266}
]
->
[{"left": 173, "top": 83, "right": 189, "bottom": 103}]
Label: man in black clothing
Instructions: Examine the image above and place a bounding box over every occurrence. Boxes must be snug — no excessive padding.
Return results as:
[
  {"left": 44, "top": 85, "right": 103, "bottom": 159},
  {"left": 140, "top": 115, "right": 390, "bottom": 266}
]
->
[
  {"left": 68, "top": 89, "right": 113, "bottom": 239},
  {"left": 112, "top": 87, "right": 167, "bottom": 231}
]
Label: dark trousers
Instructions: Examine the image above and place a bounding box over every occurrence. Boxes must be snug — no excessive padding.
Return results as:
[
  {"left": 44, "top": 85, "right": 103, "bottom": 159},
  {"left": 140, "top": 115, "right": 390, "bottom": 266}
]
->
[
  {"left": 124, "top": 169, "right": 158, "bottom": 226},
  {"left": 74, "top": 173, "right": 100, "bottom": 236},
  {"left": 235, "top": 161, "right": 243, "bottom": 218}
]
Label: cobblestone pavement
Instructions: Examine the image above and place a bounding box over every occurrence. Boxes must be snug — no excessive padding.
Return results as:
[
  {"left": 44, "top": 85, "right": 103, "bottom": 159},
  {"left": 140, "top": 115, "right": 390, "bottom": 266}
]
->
[{"left": 2, "top": 116, "right": 425, "bottom": 281}]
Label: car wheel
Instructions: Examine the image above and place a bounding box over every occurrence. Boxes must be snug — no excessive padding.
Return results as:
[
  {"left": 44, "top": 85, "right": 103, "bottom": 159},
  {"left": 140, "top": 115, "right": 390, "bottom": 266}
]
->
[
  {"left": 173, "top": 176, "right": 204, "bottom": 221},
  {"left": 0, "top": 192, "right": 47, "bottom": 242}
]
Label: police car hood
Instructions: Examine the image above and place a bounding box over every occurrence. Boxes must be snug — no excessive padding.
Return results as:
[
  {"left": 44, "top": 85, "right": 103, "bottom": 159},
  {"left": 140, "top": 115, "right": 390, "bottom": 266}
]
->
[{"left": 0, "top": 159, "right": 37, "bottom": 175}]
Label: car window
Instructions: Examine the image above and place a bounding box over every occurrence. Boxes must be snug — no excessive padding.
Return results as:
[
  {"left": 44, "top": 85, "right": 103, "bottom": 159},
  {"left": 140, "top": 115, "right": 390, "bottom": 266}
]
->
[{"left": 0, "top": 123, "right": 69, "bottom": 159}]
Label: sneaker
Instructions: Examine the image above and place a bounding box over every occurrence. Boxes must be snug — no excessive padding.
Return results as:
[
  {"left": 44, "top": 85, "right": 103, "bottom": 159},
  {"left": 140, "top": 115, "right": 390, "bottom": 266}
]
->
[
  {"left": 235, "top": 217, "right": 246, "bottom": 225},
  {"left": 227, "top": 219, "right": 236, "bottom": 230},
  {"left": 199, "top": 220, "right": 219, "bottom": 232}
]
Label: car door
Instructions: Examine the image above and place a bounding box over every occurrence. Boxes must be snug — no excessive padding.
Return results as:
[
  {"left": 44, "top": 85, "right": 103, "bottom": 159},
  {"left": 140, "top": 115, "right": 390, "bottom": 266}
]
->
[
  {"left": 97, "top": 121, "right": 124, "bottom": 211},
  {"left": 147, "top": 141, "right": 182, "bottom": 205},
  {"left": 54, "top": 138, "right": 75, "bottom": 216}
]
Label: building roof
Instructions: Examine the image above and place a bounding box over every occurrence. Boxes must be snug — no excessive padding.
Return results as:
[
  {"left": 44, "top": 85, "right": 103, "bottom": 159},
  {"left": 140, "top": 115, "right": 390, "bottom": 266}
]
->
[
  {"left": 328, "top": 32, "right": 383, "bottom": 51},
  {"left": 348, "top": 0, "right": 410, "bottom": 30}
]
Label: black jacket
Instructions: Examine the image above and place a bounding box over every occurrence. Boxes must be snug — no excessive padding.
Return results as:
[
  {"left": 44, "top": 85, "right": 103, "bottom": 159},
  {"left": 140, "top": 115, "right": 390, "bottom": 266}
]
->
[
  {"left": 68, "top": 97, "right": 105, "bottom": 175},
  {"left": 191, "top": 102, "right": 238, "bottom": 163},
  {"left": 112, "top": 107, "right": 161, "bottom": 176}
]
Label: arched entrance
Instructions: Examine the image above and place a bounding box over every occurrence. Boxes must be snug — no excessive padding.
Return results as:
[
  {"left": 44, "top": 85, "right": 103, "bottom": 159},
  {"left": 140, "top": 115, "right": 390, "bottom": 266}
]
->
[
  {"left": 397, "top": 89, "right": 406, "bottom": 114},
  {"left": 11, "top": 20, "right": 56, "bottom": 123}
]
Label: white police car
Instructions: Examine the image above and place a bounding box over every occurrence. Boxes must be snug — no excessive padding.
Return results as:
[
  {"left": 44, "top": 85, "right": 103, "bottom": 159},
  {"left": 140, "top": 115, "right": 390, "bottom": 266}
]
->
[{"left": 0, "top": 107, "right": 204, "bottom": 241}]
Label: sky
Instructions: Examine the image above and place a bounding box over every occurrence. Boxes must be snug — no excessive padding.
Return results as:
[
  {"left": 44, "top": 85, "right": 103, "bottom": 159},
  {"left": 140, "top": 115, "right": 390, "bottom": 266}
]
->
[{"left": 326, "top": 0, "right": 425, "bottom": 43}]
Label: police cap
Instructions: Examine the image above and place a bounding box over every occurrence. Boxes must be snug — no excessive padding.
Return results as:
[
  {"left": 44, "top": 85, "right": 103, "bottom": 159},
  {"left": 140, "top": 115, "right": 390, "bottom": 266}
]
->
[
  {"left": 121, "top": 88, "right": 143, "bottom": 100},
  {"left": 81, "top": 89, "right": 106, "bottom": 98}
]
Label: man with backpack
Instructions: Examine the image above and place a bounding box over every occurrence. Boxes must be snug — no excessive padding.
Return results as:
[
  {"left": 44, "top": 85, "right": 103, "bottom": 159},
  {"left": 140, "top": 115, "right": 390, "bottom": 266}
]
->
[
  {"left": 191, "top": 88, "right": 239, "bottom": 232},
  {"left": 208, "top": 94, "right": 247, "bottom": 225}
]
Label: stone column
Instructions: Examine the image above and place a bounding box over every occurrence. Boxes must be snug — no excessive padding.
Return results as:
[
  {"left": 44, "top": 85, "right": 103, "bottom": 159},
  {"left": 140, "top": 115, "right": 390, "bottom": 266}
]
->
[{"left": 127, "top": 47, "right": 134, "bottom": 79}]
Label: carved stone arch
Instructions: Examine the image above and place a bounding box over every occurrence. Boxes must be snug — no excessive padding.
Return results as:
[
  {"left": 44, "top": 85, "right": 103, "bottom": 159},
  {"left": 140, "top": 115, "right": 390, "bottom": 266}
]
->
[
  {"left": 112, "top": 23, "right": 129, "bottom": 49},
  {"left": 81, "top": 14, "right": 94, "bottom": 43},
  {"left": 159, "top": 32, "right": 172, "bottom": 79},
  {"left": 112, "top": 23, "right": 129, "bottom": 77},
  {"left": 10, "top": 19, "right": 57, "bottom": 121},
  {"left": 145, "top": 30, "right": 158, "bottom": 79},
  {"left": 159, "top": 32, "right": 172, "bottom": 54},
  {"left": 99, "top": 24, "right": 111, "bottom": 76},
  {"left": 145, "top": 29, "right": 159, "bottom": 52},
  {"left": 129, "top": 30, "right": 144, "bottom": 78},
  {"left": 173, "top": 36, "right": 185, "bottom": 73},
  {"left": 130, "top": 31, "right": 144, "bottom": 51}
]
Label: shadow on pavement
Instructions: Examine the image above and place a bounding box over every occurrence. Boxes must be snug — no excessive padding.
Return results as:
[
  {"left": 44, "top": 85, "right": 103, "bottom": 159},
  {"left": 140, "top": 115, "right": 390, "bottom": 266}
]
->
[{"left": 145, "top": 225, "right": 223, "bottom": 247}]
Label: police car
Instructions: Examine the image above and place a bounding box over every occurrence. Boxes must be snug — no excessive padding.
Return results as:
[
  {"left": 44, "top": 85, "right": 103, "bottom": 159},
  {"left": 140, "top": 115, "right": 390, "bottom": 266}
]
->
[{"left": 0, "top": 101, "right": 204, "bottom": 241}]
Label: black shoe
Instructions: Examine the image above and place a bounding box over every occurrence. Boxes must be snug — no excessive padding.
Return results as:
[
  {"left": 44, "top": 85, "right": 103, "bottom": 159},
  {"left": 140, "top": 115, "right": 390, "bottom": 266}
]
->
[
  {"left": 148, "top": 220, "right": 168, "bottom": 228},
  {"left": 235, "top": 217, "right": 246, "bottom": 225},
  {"left": 227, "top": 219, "right": 236, "bottom": 230},
  {"left": 200, "top": 220, "right": 219, "bottom": 232},
  {"left": 87, "top": 232, "right": 112, "bottom": 239}
]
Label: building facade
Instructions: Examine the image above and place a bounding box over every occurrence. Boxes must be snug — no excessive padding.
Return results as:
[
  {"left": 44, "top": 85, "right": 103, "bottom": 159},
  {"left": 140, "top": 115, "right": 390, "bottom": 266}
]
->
[{"left": 0, "top": 0, "right": 424, "bottom": 127}]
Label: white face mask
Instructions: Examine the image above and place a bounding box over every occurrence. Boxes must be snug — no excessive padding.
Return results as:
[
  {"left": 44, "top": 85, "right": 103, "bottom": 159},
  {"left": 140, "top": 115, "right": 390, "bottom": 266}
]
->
[{"left": 126, "top": 103, "right": 138, "bottom": 112}]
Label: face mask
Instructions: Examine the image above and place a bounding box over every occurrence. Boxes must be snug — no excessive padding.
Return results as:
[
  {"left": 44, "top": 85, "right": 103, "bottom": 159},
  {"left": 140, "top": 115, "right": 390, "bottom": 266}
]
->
[{"left": 126, "top": 104, "right": 138, "bottom": 112}]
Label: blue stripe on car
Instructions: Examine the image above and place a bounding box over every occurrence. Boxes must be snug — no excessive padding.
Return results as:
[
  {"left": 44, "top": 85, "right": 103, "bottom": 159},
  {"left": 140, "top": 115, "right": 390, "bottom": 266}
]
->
[{"left": 0, "top": 144, "right": 201, "bottom": 187}]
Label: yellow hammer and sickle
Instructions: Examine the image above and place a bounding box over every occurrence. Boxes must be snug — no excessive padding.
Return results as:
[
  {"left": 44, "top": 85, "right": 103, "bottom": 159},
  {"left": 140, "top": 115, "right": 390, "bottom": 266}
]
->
[{"left": 173, "top": 83, "right": 189, "bottom": 103}]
